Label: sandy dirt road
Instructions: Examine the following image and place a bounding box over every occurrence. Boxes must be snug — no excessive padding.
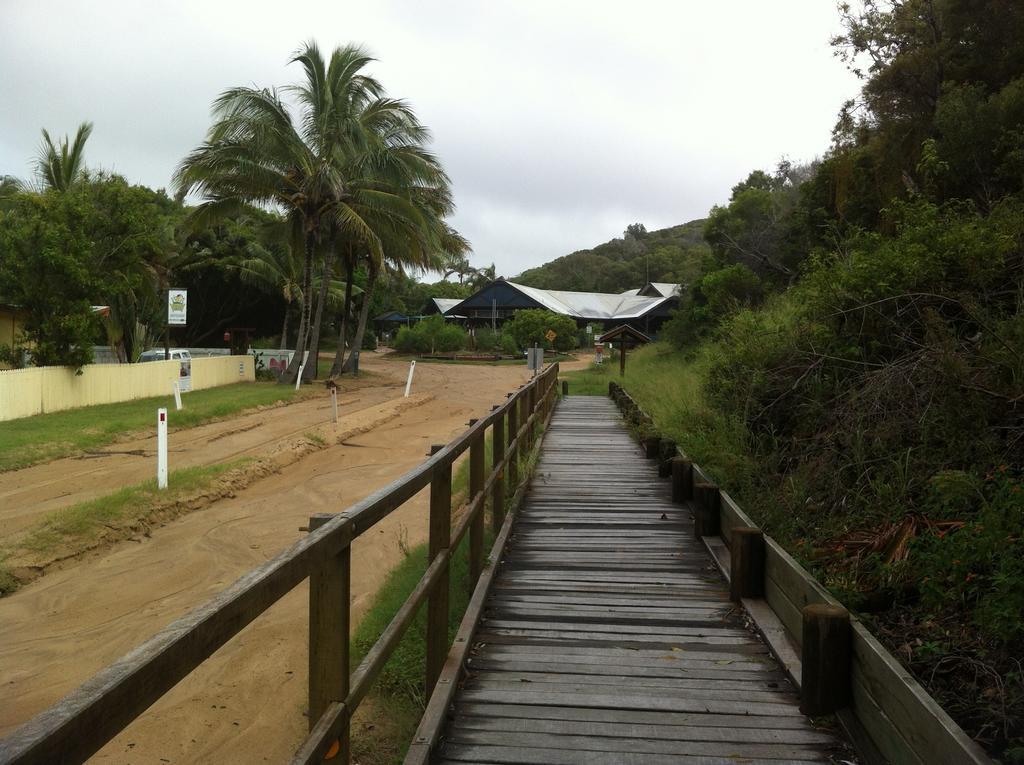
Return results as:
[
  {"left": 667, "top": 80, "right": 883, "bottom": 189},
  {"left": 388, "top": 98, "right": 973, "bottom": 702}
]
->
[
  {"left": 0, "top": 360, "right": 412, "bottom": 540},
  {"left": 0, "top": 358, "right": 534, "bottom": 764}
]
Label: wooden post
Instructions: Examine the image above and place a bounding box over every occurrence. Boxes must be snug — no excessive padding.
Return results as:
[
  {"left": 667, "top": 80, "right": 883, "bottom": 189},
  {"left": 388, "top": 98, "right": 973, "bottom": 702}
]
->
[
  {"left": 425, "top": 445, "right": 451, "bottom": 697},
  {"left": 308, "top": 514, "right": 351, "bottom": 764},
  {"left": 619, "top": 341, "right": 626, "bottom": 377},
  {"left": 658, "top": 439, "right": 675, "bottom": 477},
  {"left": 491, "top": 405, "right": 505, "bottom": 533},
  {"left": 561, "top": 379, "right": 568, "bottom": 396},
  {"left": 469, "top": 426, "right": 485, "bottom": 586},
  {"left": 671, "top": 457, "right": 693, "bottom": 503},
  {"left": 507, "top": 395, "right": 519, "bottom": 491},
  {"left": 694, "top": 482, "right": 721, "bottom": 537},
  {"left": 519, "top": 389, "right": 530, "bottom": 458},
  {"left": 642, "top": 437, "right": 660, "bottom": 459},
  {"left": 730, "top": 527, "right": 765, "bottom": 602},
  {"left": 800, "top": 604, "right": 852, "bottom": 716}
]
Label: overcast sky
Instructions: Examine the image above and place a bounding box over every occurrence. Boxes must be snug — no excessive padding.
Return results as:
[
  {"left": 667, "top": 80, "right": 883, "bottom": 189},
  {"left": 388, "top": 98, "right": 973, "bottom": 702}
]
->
[{"left": 0, "top": 1, "right": 860, "bottom": 278}]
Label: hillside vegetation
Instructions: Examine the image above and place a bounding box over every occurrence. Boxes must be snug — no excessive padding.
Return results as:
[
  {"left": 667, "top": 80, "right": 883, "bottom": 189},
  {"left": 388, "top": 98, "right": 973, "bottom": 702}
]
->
[
  {"left": 515, "top": 220, "right": 709, "bottom": 293},
  {"left": 561, "top": 3, "right": 1024, "bottom": 759}
]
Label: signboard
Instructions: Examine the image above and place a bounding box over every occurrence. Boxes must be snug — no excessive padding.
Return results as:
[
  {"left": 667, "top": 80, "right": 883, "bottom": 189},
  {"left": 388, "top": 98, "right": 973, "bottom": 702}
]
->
[
  {"left": 595, "top": 342, "right": 604, "bottom": 365},
  {"left": 527, "top": 347, "right": 544, "bottom": 371},
  {"left": 168, "top": 289, "right": 188, "bottom": 326},
  {"left": 544, "top": 329, "right": 557, "bottom": 343},
  {"left": 178, "top": 355, "right": 192, "bottom": 392}
]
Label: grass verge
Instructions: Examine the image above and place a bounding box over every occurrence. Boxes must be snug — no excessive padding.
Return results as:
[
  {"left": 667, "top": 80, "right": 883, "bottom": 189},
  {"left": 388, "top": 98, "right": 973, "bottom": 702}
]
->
[
  {"left": 0, "top": 382, "right": 319, "bottom": 472},
  {"left": 0, "top": 460, "right": 245, "bottom": 595}
]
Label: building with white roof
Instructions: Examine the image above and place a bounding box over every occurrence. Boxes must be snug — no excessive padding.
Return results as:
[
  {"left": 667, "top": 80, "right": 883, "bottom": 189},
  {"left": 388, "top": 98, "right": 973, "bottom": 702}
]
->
[{"left": 442, "top": 279, "right": 682, "bottom": 335}]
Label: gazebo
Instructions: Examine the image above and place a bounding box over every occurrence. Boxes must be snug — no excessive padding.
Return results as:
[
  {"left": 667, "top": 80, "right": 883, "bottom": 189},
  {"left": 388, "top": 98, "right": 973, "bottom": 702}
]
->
[{"left": 598, "top": 324, "right": 651, "bottom": 377}]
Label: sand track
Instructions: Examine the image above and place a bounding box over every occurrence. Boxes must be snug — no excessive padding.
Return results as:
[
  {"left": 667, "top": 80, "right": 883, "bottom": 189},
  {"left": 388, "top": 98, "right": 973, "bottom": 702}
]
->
[{"left": 0, "top": 358, "right": 532, "bottom": 764}]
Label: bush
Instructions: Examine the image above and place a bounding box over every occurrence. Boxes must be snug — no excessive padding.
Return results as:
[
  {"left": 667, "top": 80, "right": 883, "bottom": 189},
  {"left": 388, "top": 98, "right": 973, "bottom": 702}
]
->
[
  {"left": 393, "top": 316, "right": 467, "bottom": 354},
  {"left": 473, "top": 326, "right": 501, "bottom": 352},
  {"left": 504, "top": 309, "right": 578, "bottom": 352}
]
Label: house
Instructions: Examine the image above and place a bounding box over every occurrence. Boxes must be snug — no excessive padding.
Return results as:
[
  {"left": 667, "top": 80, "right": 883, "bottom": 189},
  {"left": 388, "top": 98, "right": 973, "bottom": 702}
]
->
[{"left": 442, "top": 279, "right": 681, "bottom": 336}]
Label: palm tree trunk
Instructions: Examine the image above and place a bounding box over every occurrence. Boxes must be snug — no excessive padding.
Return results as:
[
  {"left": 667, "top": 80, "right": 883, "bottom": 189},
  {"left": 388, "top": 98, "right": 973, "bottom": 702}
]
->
[
  {"left": 343, "top": 262, "right": 377, "bottom": 373},
  {"left": 329, "top": 251, "right": 356, "bottom": 377},
  {"left": 280, "top": 229, "right": 315, "bottom": 384},
  {"left": 303, "top": 242, "right": 335, "bottom": 381},
  {"left": 279, "top": 304, "right": 290, "bottom": 350}
]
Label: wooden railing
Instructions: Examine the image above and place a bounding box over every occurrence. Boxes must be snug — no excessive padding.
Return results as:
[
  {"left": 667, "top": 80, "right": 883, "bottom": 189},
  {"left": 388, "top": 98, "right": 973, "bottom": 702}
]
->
[
  {"left": 0, "top": 363, "right": 560, "bottom": 765},
  {"left": 608, "top": 381, "right": 993, "bottom": 765}
]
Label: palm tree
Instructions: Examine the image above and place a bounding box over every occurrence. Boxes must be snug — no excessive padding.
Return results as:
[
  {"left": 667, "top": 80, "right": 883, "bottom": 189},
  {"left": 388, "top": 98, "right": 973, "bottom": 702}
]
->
[
  {"left": 229, "top": 225, "right": 356, "bottom": 349},
  {"left": 36, "top": 121, "right": 92, "bottom": 191},
  {"left": 174, "top": 79, "right": 342, "bottom": 383},
  {"left": 175, "top": 43, "right": 464, "bottom": 383}
]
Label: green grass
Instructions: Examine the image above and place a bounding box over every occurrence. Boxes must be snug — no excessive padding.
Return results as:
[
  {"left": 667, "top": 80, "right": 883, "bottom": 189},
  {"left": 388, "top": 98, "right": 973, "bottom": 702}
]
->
[
  {"left": 562, "top": 358, "right": 615, "bottom": 395},
  {"left": 0, "top": 460, "right": 245, "bottom": 595},
  {"left": 0, "top": 382, "right": 317, "bottom": 472}
]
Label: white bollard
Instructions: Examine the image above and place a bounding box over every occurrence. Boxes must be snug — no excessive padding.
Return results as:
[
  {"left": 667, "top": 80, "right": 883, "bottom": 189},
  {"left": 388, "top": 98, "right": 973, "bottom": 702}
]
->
[
  {"left": 173, "top": 381, "right": 183, "bottom": 411},
  {"left": 295, "top": 365, "right": 305, "bottom": 391},
  {"left": 331, "top": 386, "right": 338, "bottom": 423},
  {"left": 157, "top": 408, "right": 168, "bottom": 490},
  {"left": 404, "top": 360, "right": 416, "bottom": 397}
]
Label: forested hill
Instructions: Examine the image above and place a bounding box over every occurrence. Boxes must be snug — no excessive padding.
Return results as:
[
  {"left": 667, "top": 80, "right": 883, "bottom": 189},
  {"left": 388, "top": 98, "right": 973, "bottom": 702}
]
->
[{"left": 514, "top": 219, "right": 709, "bottom": 293}]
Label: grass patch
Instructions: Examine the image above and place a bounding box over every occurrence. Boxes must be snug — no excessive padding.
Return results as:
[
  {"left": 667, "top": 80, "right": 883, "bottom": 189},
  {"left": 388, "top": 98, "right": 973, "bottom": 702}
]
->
[
  {"left": 0, "top": 461, "right": 244, "bottom": 594},
  {"left": 305, "top": 431, "right": 326, "bottom": 447},
  {"left": 562, "top": 359, "right": 614, "bottom": 395},
  {"left": 0, "top": 382, "right": 318, "bottom": 473}
]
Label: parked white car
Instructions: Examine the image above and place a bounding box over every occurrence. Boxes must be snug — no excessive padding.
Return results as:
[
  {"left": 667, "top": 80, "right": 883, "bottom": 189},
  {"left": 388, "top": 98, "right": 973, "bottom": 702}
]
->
[{"left": 139, "top": 348, "right": 192, "bottom": 364}]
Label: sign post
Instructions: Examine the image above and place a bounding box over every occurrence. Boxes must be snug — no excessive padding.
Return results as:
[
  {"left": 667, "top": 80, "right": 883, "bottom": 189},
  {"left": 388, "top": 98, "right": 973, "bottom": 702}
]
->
[
  {"left": 173, "top": 381, "right": 183, "bottom": 411},
  {"left": 331, "top": 386, "right": 338, "bottom": 424},
  {"left": 166, "top": 288, "right": 187, "bottom": 363},
  {"left": 167, "top": 290, "right": 188, "bottom": 326},
  {"left": 157, "top": 408, "right": 168, "bottom": 490}
]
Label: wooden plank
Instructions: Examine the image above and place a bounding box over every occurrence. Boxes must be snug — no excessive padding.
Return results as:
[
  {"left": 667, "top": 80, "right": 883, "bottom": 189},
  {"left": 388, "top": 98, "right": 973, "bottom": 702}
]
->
[
  {"left": 450, "top": 714, "right": 837, "bottom": 744},
  {"left": 453, "top": 701, "right": 817, "bottom": 730},
  {"left": 444, "top": 728, "right": 831, "bottom": 760},
  {"left": 454, "top": 688, "right": 804, "bottom": 717},
  {"left": 850, "top": 622, "right": 991, "bottom": 765},
  {"left": 437, "top": 743, "right": 828, "bottom": 765}
]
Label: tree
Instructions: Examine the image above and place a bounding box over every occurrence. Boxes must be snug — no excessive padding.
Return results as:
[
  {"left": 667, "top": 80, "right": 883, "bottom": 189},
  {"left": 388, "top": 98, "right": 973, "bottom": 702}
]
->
[
  {"left": 35, "top": 122, "right": 93, "bottom": 192},
  {"left": 0, "top": 175, "right": 177, "bottom": 367},
  {"left": 503, "top": 309, "right": 578, "bottom": 352},
  {"left": 177, "top": 43, "right": 462, "bottom": 384}
]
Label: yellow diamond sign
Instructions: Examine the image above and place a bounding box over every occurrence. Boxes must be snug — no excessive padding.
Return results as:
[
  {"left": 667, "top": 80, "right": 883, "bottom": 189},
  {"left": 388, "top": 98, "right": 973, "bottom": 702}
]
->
[{"left": 545, "top": 329, "right": 557, "bottom": 342}]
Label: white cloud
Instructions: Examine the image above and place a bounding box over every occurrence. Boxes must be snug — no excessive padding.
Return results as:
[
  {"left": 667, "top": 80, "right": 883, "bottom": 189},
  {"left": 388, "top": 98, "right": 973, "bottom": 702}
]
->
[{"left": 0, "top": 0, "right": 859, "bottom": 276}]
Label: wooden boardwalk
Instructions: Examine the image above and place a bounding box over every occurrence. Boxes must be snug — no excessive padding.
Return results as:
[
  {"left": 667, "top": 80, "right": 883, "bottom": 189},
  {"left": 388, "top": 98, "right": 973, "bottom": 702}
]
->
[{"left": 433, "top": 397, "right": 844, "bottom": 764}]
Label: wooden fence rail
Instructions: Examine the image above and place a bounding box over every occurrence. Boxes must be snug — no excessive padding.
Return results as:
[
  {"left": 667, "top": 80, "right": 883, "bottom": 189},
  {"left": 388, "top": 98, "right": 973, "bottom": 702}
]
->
[
  {"left": 0, "top": 363, "right": 560, "bottom": 765},
  {"left": 607, "top": 380, "right": 992, "bottom": 765}
]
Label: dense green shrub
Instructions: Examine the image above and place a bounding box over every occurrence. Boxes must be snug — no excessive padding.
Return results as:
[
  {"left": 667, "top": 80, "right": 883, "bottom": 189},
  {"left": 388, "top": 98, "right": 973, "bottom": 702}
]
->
[
  {"left": 472, "top": 326, "right": 501, "bottom": 352},
  {"left": 393, "top": 316, "right": 467, "bottom": 354},
  {"left": 503, "top": 309, "right": 577, "bottom": 352}
]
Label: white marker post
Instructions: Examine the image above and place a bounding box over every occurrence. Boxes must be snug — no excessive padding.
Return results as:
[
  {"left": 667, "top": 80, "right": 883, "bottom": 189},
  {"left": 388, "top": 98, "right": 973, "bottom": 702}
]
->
[
  {"left": 157, "top": 408, "right": 168, "bottom": 490},
  {"left": 173, "top": 381, "right": 183, "bottom": 411},
  {"left": 404, "top": 360, "right": 417, "bottom": 397},
  {"left": 330, "top": 386, "right": 338, "bottom": 424}
]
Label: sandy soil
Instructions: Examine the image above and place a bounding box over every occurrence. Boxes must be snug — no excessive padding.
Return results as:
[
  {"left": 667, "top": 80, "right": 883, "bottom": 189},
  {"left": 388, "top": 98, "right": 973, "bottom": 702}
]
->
[
  {"left": 0, "top": 362, "right": 407, "bottom": 540},
  {"left": 0, "top": 358, "right": 533, "bottom": 764}
]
